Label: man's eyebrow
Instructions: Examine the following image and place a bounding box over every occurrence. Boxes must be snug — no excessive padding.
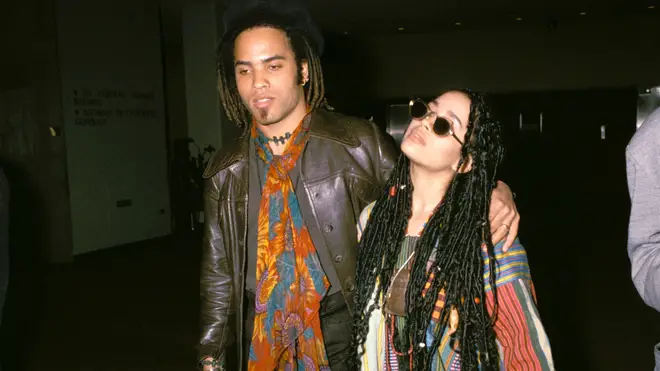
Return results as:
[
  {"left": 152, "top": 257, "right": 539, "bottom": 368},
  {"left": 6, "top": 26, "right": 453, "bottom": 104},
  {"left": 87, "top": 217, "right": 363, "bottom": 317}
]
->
[
  {"left": 263, "top": 55, "right": 286, "bottom": 63},
  {"left": 234, "top": 55, "right": 286, "bottom": 67}
]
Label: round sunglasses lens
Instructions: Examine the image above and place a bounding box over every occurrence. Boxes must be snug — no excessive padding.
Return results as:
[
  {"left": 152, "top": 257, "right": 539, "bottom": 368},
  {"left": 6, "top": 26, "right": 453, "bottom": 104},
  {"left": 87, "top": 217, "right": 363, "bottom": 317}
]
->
[
  {"left": 410, "top": 101, "right": 427, "bottom": 118},
  {"left": 433, "top": 118, "right": 451, "bottom": 136}
]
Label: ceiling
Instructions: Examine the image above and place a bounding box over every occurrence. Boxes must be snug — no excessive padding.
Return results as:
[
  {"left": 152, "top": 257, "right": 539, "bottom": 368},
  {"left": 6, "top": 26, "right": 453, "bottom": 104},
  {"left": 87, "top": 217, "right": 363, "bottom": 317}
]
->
[{"left": 214, "top": 0, "right": 658, "bottom": 35}]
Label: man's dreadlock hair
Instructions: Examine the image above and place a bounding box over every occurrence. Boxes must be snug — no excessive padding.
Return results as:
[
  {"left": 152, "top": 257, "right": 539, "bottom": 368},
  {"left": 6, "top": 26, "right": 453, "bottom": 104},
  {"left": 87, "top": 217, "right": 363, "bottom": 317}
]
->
[
  {"left": 349, "top": 90, "right": 505, "bottom": 370},
  {"left": 216, "top": 8, "right": 327, "bottom": 133}
]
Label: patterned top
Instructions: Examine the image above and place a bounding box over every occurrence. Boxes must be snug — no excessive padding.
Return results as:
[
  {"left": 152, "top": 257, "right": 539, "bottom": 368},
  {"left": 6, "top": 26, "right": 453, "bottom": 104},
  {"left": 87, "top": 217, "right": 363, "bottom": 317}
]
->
[{"left": 357, "top": 202, "right": 555, "bottom": 371}]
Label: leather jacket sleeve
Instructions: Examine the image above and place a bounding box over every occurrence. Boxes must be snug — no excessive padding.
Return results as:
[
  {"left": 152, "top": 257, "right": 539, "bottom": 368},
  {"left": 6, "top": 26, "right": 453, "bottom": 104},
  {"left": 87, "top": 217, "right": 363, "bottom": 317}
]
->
[
  {"left": 373, "top": 123, "right": 398, "bottom": 188},
  {"left": 198, "top": 174, "right": 234, "bottom": 362}
]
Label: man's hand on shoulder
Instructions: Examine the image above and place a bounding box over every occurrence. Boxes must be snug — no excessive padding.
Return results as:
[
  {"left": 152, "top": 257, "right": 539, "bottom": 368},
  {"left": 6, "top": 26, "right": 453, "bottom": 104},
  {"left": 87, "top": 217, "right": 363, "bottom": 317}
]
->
[{"left": 489, "top": 181, "right": 520, "bottom": 252}]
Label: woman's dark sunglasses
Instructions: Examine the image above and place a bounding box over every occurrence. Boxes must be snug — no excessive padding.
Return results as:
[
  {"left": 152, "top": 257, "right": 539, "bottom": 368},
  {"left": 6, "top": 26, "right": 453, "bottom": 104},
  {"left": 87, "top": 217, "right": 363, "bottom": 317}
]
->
[{"left": 408, "top": 99, "right": 463, "bottom": 145}]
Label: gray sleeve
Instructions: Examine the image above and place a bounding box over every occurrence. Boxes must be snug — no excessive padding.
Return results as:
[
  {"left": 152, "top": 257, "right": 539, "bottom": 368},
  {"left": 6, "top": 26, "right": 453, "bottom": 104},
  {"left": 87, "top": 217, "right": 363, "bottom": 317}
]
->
[{"left": 626, "top": 149, "right": 660, "bottom": 312}]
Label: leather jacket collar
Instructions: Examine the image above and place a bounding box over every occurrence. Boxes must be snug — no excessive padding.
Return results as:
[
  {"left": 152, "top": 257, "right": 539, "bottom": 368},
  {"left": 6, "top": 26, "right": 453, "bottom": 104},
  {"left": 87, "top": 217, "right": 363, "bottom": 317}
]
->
[{"left": 203, "top": 109, "right": 361, "bottom": 179}]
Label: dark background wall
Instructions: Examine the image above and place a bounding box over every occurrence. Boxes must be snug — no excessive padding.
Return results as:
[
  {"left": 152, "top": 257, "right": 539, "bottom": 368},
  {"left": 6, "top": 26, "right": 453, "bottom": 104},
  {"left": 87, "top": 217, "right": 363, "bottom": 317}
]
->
[{"left": 322, "top": 13, "right": 660, "bottom": 119}]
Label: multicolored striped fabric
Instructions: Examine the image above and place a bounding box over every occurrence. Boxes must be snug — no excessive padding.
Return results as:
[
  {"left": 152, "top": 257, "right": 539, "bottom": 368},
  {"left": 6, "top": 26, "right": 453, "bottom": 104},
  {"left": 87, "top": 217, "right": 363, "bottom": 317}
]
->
[
  {"left": 247, "top": 116, "right": 331, "bottom": 371},
  {"left": 356, "top": 202, "right": 554, "bottom": 370}
]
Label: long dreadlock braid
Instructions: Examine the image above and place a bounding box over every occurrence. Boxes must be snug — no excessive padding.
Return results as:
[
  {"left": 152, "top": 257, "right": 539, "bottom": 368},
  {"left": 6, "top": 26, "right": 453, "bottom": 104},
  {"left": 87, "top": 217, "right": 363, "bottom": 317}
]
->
[
  {"left": 349, "top": 153, "right": 414, "bottom": 365},
  {"left": 216, "top": 18, "right": 328, "bottom": 134},
  {"left": 350, "top": 90, "right": 505, "bottom": 371}
]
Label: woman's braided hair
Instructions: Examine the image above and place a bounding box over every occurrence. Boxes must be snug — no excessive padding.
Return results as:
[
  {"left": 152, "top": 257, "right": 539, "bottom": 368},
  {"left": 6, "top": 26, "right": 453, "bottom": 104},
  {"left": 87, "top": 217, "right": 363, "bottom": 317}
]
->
[{"left": 350, "top": 89, "right": 505, "bottom": 370}]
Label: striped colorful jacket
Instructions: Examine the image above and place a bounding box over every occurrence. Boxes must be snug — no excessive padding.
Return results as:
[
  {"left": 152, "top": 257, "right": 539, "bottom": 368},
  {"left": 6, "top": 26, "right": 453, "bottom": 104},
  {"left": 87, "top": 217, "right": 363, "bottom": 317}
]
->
[{"left": 356, "top": 202, "right": 555, "bottom": 371}]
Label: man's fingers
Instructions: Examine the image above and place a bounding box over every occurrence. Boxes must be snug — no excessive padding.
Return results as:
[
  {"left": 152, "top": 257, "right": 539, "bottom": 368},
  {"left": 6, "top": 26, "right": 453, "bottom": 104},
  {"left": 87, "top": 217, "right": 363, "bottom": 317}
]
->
[
  {"left": 489, "top": 201, "right": 509, "bottom": 226},
  {"left": 502, "top": 213, "right": 521, "bottom": 252},
  {"left": 502, "top": 225, "right": 515, "bottom": 252},
  {"left": 490, "top": 225, "right": 508, "bottom": 247},
  {"left": 489, "top": 204, "right": 510, "bottom": 239},
  {"left": 489, "top": 199, "right": 505, "bottom": 222}
]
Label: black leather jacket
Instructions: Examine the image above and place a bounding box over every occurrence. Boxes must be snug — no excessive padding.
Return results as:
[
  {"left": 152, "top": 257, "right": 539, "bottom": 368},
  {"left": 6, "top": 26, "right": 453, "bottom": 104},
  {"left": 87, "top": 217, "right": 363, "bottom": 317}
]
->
[{"left": 197, "top": 109, "right": 397, "bottom": 366}]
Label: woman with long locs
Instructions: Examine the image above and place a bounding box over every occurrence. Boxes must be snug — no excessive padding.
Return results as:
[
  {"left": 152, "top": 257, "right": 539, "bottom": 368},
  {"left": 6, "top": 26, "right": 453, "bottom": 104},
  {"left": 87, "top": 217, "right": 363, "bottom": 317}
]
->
[{"left": 349, "top": 90, "right": 555, "bottom": 371}]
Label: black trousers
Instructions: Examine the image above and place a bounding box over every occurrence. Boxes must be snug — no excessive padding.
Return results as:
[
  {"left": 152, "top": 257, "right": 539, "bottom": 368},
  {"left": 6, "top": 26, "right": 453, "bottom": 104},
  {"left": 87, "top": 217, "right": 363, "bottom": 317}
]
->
[{"left": 241, "top": 290, "right": 353, "bottom": 370}]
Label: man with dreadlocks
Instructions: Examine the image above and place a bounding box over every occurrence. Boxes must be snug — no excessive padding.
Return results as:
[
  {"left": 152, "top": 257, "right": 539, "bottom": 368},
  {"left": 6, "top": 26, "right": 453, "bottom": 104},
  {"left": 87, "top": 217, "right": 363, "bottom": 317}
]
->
[
  {"left": 350, "top": 90, "right": 554, "bottom": 371},
  {"left": 197, "top": 1, "right": 521, "bottom": 370}
]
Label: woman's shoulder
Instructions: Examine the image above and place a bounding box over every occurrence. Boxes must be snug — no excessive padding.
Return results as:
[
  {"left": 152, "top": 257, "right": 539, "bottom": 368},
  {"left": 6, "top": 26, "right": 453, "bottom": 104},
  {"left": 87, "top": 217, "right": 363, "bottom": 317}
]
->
[
  {"left": 482, "top": 238, "right": 533, "bottom": 289},
  {"left": 492, "top": 238, "right": 527, "bottom": 260},
  {"left": 357, "top": 201, "right": 377, "bottom": 241},
  {"left": 360, "top": 201, "right": 377, "bottom": 221}
]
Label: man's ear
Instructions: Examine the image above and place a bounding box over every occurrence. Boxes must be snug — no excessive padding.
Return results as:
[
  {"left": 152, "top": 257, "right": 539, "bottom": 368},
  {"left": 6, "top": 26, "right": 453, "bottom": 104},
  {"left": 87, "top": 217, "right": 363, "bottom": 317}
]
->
[{"left": 301, "top": 60, "right": 309, "bottom": 84}]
